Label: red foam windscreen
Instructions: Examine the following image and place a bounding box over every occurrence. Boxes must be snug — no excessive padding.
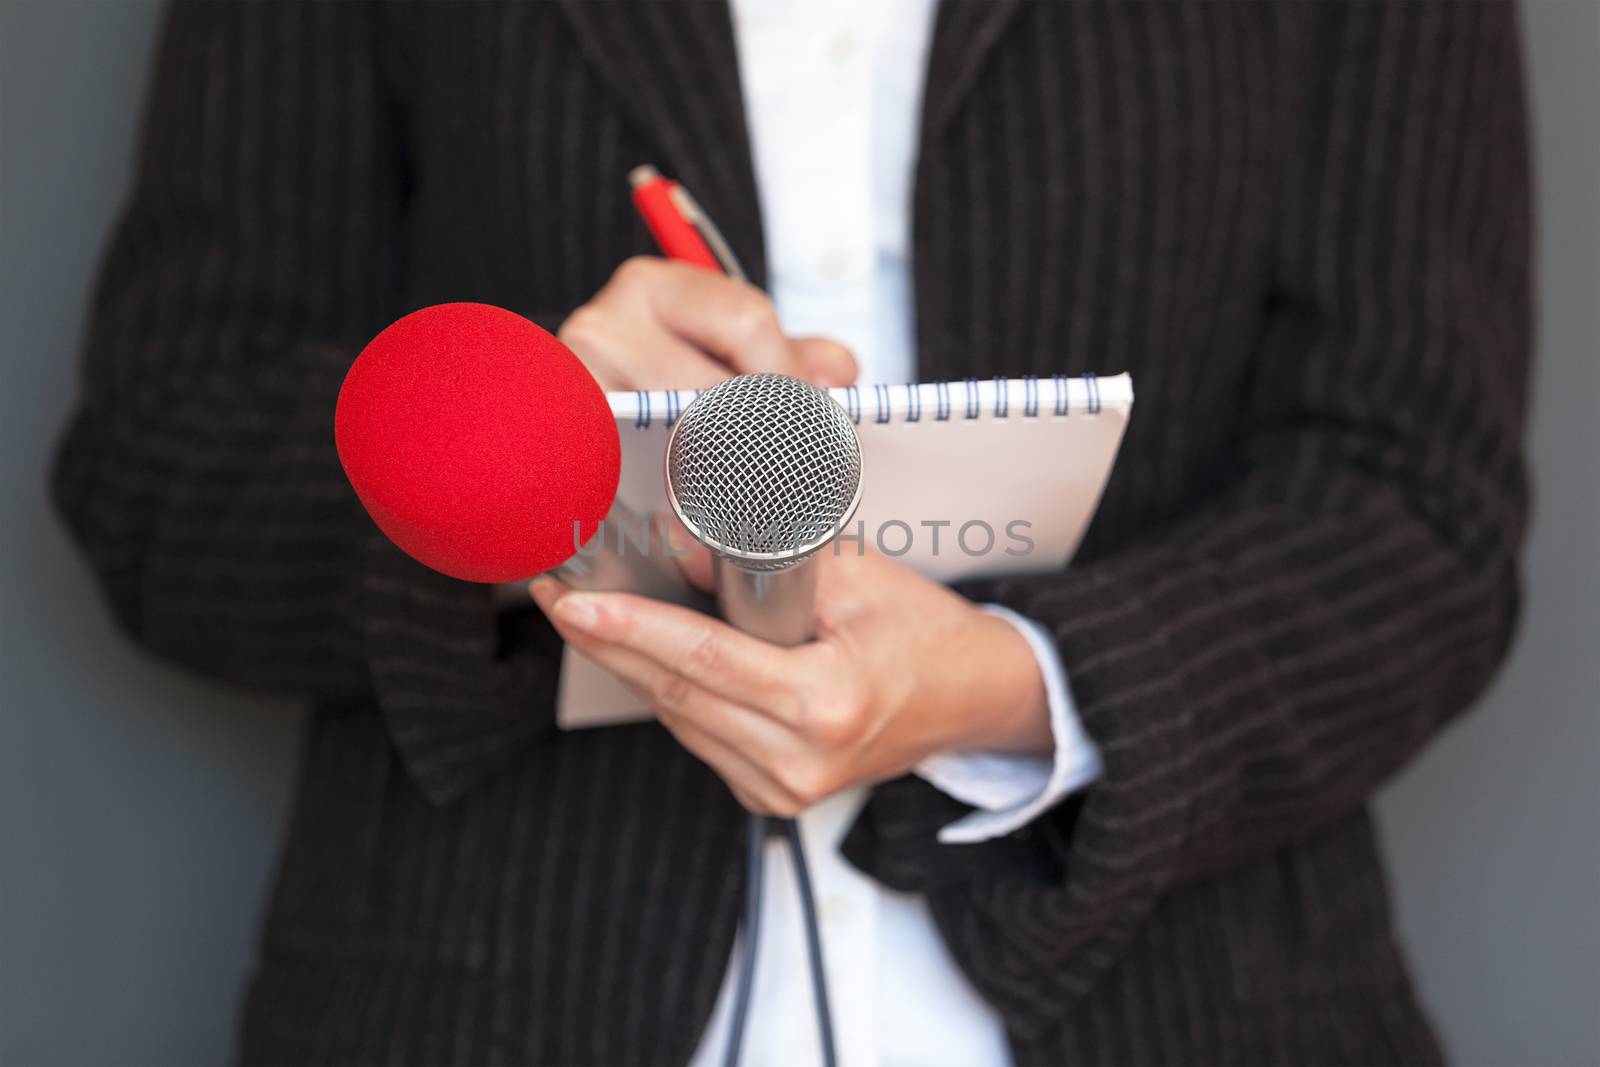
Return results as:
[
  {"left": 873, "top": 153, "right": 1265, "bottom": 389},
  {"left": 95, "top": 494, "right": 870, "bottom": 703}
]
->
[{"left": 335, "top": 303, "right": 620, "bottom": 583}]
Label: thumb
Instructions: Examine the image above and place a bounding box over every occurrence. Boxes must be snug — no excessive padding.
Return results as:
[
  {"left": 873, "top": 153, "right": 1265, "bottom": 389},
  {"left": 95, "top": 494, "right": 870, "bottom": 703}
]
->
[{"left": 788, "top": 336, "right": 858, "bottom": 388}]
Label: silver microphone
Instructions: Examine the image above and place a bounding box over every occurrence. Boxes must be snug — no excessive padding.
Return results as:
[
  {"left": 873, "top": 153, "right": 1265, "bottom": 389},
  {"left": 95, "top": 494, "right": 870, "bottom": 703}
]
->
[
  {"left": 665, "top": 373, "right": 863, "bottom": 647},
  {"left": 668, "top": 372, "right": 855, "bottom": 1067}
]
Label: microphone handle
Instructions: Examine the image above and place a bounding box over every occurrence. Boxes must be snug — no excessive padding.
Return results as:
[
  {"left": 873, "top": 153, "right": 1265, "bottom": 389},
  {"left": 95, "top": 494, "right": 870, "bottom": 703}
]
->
[
  {"left": 711, "top": 550, "right": 839, "bottom": 1067},
  {"left": 552, "top": 498, "right": 712, "bottom": 611},
  {"left": 713, "top": 555, "right": 817, "bottom": 648}
]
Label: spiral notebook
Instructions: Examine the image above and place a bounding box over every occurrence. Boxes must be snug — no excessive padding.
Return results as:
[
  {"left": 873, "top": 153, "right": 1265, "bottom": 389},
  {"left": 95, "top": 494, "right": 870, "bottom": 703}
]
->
[{"left": 558, "top": 373, "right": 1134, "bottom": 728}]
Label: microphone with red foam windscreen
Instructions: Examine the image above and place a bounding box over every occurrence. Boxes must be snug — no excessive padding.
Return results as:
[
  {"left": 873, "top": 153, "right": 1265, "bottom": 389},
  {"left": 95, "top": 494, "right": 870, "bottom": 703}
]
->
[{"left": 335, "top": 302, "right": 621, "bottom": 583}]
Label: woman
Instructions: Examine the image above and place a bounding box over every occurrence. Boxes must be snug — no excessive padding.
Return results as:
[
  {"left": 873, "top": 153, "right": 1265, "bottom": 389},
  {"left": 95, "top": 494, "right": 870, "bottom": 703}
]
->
[{"left": 54, "top": 2, "right": 1529, "bottom": 1063}]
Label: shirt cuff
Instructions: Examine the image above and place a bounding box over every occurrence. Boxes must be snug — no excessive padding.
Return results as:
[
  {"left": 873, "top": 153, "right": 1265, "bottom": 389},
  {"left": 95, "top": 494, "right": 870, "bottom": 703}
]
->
[{"left": 913, "top": 604, "right": 1103, "bottom": 844}]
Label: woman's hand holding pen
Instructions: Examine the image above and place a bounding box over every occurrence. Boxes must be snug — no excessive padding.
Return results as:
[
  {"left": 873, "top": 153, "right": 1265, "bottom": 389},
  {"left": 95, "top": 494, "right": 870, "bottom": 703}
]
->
[{"left": 558, "top": 256, "right": 857, "bottom": 390}]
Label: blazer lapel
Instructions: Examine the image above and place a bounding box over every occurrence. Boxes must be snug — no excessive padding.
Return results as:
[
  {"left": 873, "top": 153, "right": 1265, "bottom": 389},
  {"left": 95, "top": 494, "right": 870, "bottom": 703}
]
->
[
  {"left": 920, "top": 0, "right": 1024, "bottom": 144},
  {"left": 557, "top": 0, "right": 767, "bottom": 286}
]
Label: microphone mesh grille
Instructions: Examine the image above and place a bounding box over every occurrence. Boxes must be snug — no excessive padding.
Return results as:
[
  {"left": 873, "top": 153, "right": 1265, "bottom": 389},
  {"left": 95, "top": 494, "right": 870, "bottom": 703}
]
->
[{"left": 666, "top": 374, "right": 862, "bottom": 565}]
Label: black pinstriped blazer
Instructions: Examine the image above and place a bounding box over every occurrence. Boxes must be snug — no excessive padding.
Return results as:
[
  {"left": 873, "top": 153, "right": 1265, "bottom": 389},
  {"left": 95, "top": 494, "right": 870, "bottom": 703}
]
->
[{"left": 53, "top": 2, "right": 1531, "bottom": 1063}]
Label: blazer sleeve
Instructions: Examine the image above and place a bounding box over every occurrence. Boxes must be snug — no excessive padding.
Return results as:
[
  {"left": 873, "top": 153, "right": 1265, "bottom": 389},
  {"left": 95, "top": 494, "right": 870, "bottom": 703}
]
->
[
  {"left": 843, "top": 0, "right": 1532, "bottom": 1035},
  {"left": 50, "top": 2, "right": 558, "bottom": 804}
]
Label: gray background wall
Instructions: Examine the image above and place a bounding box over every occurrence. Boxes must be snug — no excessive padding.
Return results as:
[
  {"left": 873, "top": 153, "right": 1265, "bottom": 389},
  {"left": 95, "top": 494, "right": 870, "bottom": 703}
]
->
[{"left": 1, "top": 2, "right": 1594, "bottom": 1063}]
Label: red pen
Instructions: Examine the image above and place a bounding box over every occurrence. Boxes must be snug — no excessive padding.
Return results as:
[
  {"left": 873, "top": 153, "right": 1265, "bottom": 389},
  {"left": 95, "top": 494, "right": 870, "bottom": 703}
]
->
[{"left": 628, "top": 164, "right": 749, "bottom": 283}]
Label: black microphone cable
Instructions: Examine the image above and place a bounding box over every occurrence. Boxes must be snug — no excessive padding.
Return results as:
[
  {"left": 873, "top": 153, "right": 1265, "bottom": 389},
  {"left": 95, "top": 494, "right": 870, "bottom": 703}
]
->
[
  {"left": 781, "top": 816, "right": 838, "bottom": 1067},
  {"left": 723, "top": 813, "right": 838, "bottom": 1067},
  {"left": 723, "top": 813, "right": 766, "bottom": 1067}
]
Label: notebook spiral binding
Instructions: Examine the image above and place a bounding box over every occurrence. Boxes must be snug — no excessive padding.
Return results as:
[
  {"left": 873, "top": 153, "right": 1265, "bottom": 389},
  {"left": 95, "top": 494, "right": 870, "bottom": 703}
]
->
[{"left": 620, "top": 374, "right": 1119, "bottom": 430}]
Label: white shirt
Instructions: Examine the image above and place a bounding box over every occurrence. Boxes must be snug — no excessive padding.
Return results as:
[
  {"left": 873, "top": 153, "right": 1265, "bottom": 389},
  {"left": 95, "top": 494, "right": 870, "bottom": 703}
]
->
[{"left": 687, "top": 1, "right": 1102, "bottom": 1064}]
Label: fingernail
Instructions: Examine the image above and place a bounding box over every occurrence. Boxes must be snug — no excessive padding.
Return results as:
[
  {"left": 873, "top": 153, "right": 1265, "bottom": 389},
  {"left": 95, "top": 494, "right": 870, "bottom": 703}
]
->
[
  {"left": 554, "top": 593, "right": 599, "bottom": 630},
  {"left": 529, "top": 576, "right": 558, "bottom": 601}
]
